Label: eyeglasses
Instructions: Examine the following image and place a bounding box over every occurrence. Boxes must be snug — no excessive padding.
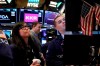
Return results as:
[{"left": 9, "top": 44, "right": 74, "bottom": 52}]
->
[
  {"left": 20, "top": 26, "right": 30, "bottom": 30},
  {"left": 56, "top": 17, "right": 65, "bottom": 24}
]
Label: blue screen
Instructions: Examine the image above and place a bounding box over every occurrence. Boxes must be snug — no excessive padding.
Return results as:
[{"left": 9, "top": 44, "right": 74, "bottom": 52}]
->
[
  {"left": 41, "top": 37, "right": 47, "bottom": 44},
  {"left": 40, "top": 28, "right": 47, "bottom": 44},
  {"left": 0, "top": 8, "right": 17, "bottom": 24},
  {"left": 44, "top": 11, "right": 59, "bottom": 26},
  {"left": 3, "top": 30, "right": 12, "bottom": 38},
  {"left": 28, "top": 0, "right": 39, "bottom": 3}
]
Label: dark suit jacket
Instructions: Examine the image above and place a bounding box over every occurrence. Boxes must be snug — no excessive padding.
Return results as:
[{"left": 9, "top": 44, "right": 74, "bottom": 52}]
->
[
  {"left": 10, "top": 36, "right": 44, "bottom": 66},
  {"left": 46, "top": 32, "right": 64, "bottom": 66},
  {"left": 0, "top": 43, "right": 13, "bottom": 66}
]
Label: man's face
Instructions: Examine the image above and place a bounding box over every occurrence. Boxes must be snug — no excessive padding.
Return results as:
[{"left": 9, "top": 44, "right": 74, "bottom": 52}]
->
[
  {"left": 55, "top": 15, "right": 65, "bottom": 32},
  {"left": 34, "top": 24, "right": 42, "bottom": 34}
]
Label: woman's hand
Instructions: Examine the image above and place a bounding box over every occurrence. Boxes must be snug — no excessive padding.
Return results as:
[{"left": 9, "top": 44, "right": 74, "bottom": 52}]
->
[
  {"left": 30, "top": 59, "right": 41, "bottom": 66},
  {"left": 30, "top": 61, "right": 40, "bottom": 66}
]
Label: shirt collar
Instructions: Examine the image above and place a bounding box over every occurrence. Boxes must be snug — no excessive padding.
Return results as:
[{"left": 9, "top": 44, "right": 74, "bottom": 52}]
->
[{"left": 61, "top": 34, "right": 64, "bottom": 39}]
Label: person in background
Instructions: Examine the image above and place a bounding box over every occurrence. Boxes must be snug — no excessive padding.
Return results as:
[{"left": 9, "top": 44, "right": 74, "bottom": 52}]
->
[
  {"left": 46, "top": 13, "right": 65, "bottom": 66},
  {"left": 30, "top": 22, "right": 45, "bottom": 66},
  {"left": 0, "top": 30, "right": 13, "bottom": 66},
  {"left": 30, "top": 22, "right": 42, "bottom": 52},
  {"left": 10, "top": 22, "right": 41, "bottom": 66}
]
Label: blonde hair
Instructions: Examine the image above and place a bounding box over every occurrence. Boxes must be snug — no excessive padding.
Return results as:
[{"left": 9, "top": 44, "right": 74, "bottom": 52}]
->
[{"left": 53, "top": 13, "right": 65, "bottom": 26}]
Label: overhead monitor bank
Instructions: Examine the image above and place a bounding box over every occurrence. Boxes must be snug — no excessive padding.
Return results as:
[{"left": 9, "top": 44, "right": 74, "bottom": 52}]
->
[{"left": 0, "top": 8, "right": 17, "bottom": 26}]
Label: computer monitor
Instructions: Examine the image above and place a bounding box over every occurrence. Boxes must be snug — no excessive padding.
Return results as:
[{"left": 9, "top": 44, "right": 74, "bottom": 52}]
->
[
  {"left": 0, "top": 8, "right": 17, "bottom": 26},
  {"left": 19, "top": 8, "right": 44, "bottom": 25},
  {"left": 40, "top": 28, "right": 47, "bottom": 44},
  {"left": 3, "top": 30, "right": 12, "bottom": 39},
  {"left": 44, "top": 10, "right": 59, "bottom": 27}
]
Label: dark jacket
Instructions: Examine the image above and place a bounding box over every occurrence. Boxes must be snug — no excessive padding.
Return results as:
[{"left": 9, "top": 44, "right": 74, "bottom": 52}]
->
[
  {"left": 0, "top": 42, "right": 13, "bottom": 66},
  {"left": 46, "top": 33, "right": 64, "bottom": 66},
  {"left": 10, "top": 36, "right": 42, "bottom": 66}
]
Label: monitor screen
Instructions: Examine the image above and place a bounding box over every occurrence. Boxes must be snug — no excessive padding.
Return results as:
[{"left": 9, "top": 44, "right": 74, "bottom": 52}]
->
[
  {"left": 3, "top": 30, "right": 12, "bottom": 38},
  {"left": 40, "top": 28, "right": 47, "bottom": 44},
  {"left": 0, "top": 8, "right": 17, "bottom": 25},
  {"left": 44, "top": 11, "right": 59, "bottom": 26},
  {"left": 19, "top": 9, "right": 44, "bottom": 24},
  {"left": 40, "top": 28, "right": 47, "bottom": 37},
  {"left": 41, "top": 37, "right": 47, "bottom": 44}
]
